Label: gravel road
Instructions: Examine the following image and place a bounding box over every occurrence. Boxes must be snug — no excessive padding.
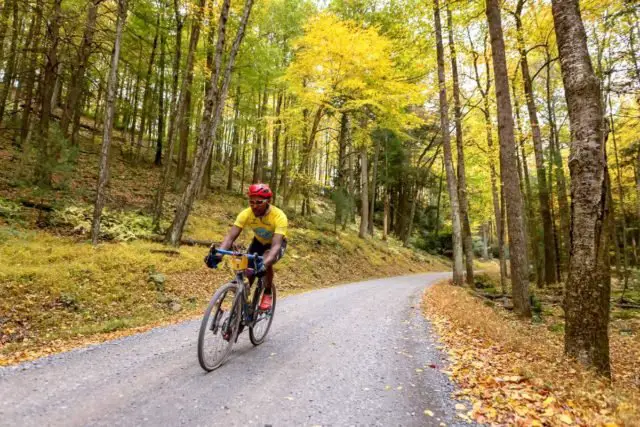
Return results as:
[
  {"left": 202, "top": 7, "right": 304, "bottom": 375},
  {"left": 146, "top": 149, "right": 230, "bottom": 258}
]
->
[{"left": 0, "top": 272, "right": 471, "bottom": 426}]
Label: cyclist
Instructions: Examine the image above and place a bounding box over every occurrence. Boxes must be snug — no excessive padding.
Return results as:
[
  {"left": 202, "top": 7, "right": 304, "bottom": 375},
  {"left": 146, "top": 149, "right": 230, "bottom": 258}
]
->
[{"left": 205, "top": 183, "right": 287, "bottom": 311}]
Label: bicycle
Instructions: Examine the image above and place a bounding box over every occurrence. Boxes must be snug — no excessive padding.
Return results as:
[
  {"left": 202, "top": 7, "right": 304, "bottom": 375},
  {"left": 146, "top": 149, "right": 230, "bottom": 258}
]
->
[{"left": 197, "top": 248, "right": 277, "bottom": 372}]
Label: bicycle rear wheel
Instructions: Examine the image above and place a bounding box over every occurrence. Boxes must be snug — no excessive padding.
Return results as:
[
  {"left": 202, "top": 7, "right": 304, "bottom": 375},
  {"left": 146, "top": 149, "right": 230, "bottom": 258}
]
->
[
  {"left": 198, "top": 282, "right": 242, "bottom": 371},
  {"left": 249, "top": 282, "right": 276, "bottom": 346}
]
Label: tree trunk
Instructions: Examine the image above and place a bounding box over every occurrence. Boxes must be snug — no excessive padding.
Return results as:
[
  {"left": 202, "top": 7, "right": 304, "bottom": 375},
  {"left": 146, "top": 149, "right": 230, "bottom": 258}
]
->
[
  {"left": 279, "top": 134, "right": 289, "bottom": 203},
  {"left": 91, "top": 0, "right": 127, "bottom": 244},
  {"left": 270, "top": 91, "right": 283, "bottom": 199},
  {"left": 61, "top": 0, "right": 101, "bottom": 138},
  {"left": 434, "top": 0, "right": 464, "bottom": 285},
  {"left": 134, "top": 15, "right": 160, "bottom": 161},
  {"left": 177, "top": 89, "right": 192, "bottom": 179},
  {"left": 11, "top": 18, "right": 26, "bottom": 118},
  {"left": 482, "top": 223, "right": 490, "bottom": 259},
  {"left": 448, "top": 6, "right": 474, "bottom": 285},
  {"left": 551, "top": 0, "right": 611, "bottom": 376},
  {"left": 486, "top": 0, "right": 531, "bottom": 316},
  {"left": 0, "top": 0, "right": 14, "bottom": 66},
  {"left": 368, "top": 135, "right": 379, "bottom": 235},
  {"left": 434, "top": 160, "right": 444, "bottom": 238},
  {"left": 383, "top": 134, "right": 389, "bottom": 241},
  {"left": 293, "top": 104, "right": 324, "bottom": 201},
  {"left": 155, "top": 25, "right": 166, "bottom": 166},
  {"left": 359, "top": 144, "right": 369, "bottom": 239},
  {"left": 0, "top": 0, "right": 20, "bottom": 125},
  {"left": 347, "top": 127, "right": 356, "bottom": 224},
  {"left": 335, "top": 112, "right": 349, "bottom": 228},
  {"left": 488, "top": 118, "right": 507, "bottom": 291},
  {"left": 515, "top": 2, "right": 556, "bottom": 285},
  {"left": 260, "top": 87, "right": 269, "bottom": 182},
  {"left": 404, "top": 182, "right": 418, "bottom": 246},
  {"left": 472, "top": 32, "right": 508, "bottom": 288},
  {"left": 546, "top": 49, "right": 570, "bottom": 274},
  {"left": 166, "top": 0, "right": 254, "bottom": 245},
  {"left": 18, "top": 0, "right": 43, "bottom": 145},
  {"left": 227, "top": 86, "right": 241, "bottom": 191},
  {"left": 165, "top": 0, "right": 183, "bottom": 165},
  {"left": 128, "top": 51, "right": 142, "bottom": 149},
  {"left": 34, "top": 0, "right": 63, "bottom": 187},
  {"left": 152, "top": 0, "right": 205, "bottom": 229},
  {"left": 512, "top": 79, "right": 539, "bottom": 283}
]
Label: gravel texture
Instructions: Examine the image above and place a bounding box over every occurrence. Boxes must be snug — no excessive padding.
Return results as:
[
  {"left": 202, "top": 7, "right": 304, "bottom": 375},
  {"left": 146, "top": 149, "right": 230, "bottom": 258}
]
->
[{"left": 0, "top": 272, "right": 472, "bottom": 426}]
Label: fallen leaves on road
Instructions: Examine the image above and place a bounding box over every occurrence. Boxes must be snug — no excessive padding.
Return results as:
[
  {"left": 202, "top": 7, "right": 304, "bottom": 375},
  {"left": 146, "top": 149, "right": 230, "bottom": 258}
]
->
[{"left": 423, "top": 283, "right": 640, "bottom": 426}]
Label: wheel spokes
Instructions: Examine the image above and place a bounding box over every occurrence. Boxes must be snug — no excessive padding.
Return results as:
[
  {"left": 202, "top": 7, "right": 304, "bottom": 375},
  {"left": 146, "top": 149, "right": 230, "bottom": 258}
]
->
[{"left": 202, "top": 288, "right": 238, "bottom": 368}]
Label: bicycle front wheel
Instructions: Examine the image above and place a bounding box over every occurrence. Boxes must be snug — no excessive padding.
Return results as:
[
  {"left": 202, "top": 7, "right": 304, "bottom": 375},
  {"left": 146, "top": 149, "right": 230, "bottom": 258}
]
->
[
  {"left": 249, "top": 283, "right": 276, "bottom": 346},
  {"left": 198, "top": 282, "right": 242, "bottom": 371}
]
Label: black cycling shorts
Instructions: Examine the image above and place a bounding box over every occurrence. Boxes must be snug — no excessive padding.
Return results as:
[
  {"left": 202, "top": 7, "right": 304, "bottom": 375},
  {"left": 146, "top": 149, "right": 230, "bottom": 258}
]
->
[{"left": 247, "top": 238, "right": 287, "bottom": 262}]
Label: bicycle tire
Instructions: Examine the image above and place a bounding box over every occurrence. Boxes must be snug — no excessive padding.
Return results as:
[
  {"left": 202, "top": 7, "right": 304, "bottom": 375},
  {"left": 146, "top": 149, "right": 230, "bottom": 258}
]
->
[
  {"left": 249, "top": 282, "right": 276, "bottom": 346},
  {"left": 197, "top": 282, "right": 242, "bottom": 371}
]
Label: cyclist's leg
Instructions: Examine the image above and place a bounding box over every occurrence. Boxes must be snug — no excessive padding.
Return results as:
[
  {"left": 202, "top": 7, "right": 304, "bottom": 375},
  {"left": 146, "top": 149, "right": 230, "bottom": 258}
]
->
[
  {"left": 263, "top": 239, "right": 286, "bottom": 292},
  {"left": 247, "top": 238, "right": 268, "bottom": 286}
]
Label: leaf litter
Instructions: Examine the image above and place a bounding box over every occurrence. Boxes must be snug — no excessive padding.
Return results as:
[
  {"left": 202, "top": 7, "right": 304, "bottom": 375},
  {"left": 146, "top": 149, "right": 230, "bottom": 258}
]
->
[{"left": 422, "top": 282, "right": 640, "bottom": 426}]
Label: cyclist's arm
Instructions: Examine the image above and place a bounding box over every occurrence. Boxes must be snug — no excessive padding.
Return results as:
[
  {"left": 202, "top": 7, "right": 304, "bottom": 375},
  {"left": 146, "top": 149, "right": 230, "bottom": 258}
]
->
[
  {"left": 264, "top": 234, "right": 284, "bottom": 267},
  {"left": 218, "top": 226, "right": 242, "bottom": 251}
]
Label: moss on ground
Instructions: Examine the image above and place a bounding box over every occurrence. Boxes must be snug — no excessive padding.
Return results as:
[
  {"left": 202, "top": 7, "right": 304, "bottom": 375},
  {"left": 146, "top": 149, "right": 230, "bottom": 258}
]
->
[{"left": 0, "top": 220, "right": 448, "bottom": 365}]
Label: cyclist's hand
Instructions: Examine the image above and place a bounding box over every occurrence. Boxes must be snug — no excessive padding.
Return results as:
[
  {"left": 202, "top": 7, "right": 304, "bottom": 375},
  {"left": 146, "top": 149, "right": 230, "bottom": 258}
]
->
[
  {"left": 204, "top": 248, "right": 222, "bottom": 269},
  {"left": 255, "top": 262, "right": 267, "bottom": 277}
]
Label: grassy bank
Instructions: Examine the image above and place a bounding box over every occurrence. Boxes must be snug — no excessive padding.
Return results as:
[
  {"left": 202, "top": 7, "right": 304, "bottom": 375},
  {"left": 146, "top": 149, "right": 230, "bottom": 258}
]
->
[{"left": 0, "top": 219, "right": 448, "bottom": 366}]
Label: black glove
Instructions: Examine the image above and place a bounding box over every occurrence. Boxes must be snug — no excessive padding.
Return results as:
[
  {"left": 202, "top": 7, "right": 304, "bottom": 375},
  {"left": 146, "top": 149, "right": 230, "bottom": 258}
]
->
[
  {"left": 255, "top": 262, "right": 268, "bottom": 277},
  {"left": 204, "top": 248, "right": 222, "bottom": 269}
]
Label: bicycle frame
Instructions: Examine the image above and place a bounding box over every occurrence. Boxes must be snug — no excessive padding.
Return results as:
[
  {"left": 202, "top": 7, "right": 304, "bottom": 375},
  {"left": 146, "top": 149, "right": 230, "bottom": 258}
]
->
[
  {"left": 198, "top": 249, "right": 274, "bottom": 370},
  {"left": 216, "top": 249, "right": 265, "bottom": 329}
]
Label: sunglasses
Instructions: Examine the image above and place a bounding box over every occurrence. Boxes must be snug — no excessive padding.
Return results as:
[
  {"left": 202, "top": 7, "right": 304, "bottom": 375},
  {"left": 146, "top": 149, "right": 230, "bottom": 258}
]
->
[{"left": 249, "top": 199, "right": 268, "bottom": 206}]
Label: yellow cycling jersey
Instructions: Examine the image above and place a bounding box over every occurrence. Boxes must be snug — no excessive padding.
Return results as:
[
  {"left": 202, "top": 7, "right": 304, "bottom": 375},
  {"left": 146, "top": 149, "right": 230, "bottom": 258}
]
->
[{"left": 234, "top": 205, "right": 288, "bottom": 244}]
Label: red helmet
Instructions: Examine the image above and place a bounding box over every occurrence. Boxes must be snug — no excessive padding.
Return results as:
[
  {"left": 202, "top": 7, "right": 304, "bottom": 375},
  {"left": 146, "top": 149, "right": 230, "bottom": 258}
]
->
[{"left": 248, "top": 183, "right": 273, "bottom": 199}]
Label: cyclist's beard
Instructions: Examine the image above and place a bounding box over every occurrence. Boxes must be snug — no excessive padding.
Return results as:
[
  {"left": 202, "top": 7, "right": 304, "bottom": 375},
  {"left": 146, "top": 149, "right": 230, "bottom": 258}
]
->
[{"left": 251, "top": 203, "right": 269, "bottom": 217}]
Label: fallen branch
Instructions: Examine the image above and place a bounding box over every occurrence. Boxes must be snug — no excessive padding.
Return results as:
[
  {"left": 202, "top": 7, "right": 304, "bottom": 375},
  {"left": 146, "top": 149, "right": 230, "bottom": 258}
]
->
[
  {"left": 19, "top": 200, "right": 54, "bottom": 212},
  {"left": 477, "top": 292, "right": 508, "bottom": 300},
  {"left": 616, "top": 302, "right": 640, "bottom": 310}
]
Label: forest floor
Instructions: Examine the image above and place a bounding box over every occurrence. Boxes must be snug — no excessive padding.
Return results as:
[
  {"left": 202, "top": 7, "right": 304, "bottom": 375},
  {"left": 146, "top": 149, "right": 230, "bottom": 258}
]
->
[
  {"left": 0, "top": 132, "right": 450, "bottom": 366},
  {"left": 423, "top": 267, "right": 640, "bottom": 426}
]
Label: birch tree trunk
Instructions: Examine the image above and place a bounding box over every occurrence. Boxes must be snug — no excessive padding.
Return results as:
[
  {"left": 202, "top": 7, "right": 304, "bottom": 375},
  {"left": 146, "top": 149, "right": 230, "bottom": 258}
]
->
[
  {"left": 448, "top": 6, "right": 474, "bottom": 286},
  {"left": 434, "top": 0, "right": 463, "bottom": 285},
  {"left": 91, "top": 0, "right": 127, "bottom": 244},
  {"left": 486, "top": 0, "right": 531, "bottom": 316},
  {"left": 166, "top": 0, "right": 255, "bottom": 245},
  {"left": 515, "top": 1, "right": 556, "bottom": 285}
]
